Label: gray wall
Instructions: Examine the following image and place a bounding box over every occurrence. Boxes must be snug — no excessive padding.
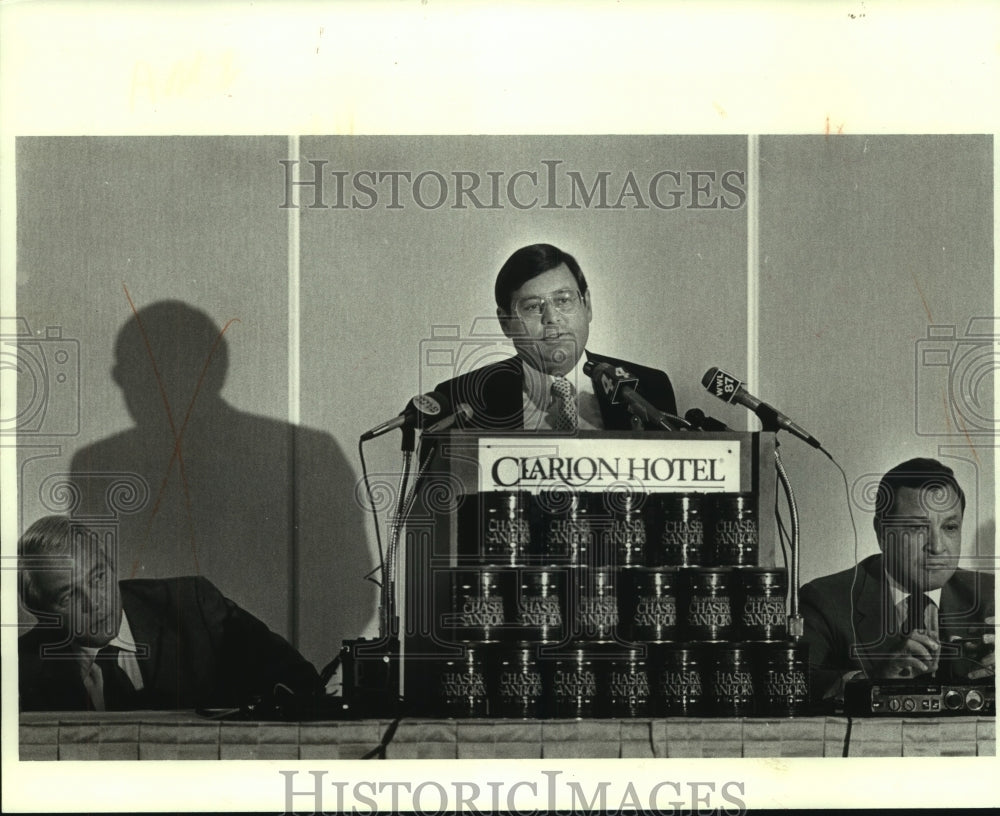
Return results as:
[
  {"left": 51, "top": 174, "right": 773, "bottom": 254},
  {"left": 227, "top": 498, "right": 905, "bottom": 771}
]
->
[
  {"left": 14, "top": 134, "right": 993, "bottom": 668},
  {"left": 15, "top": 137, "right": 369, "bottom": 668},
  {"left": 758, "top": 135, "right": 994, "bottom": 581}
]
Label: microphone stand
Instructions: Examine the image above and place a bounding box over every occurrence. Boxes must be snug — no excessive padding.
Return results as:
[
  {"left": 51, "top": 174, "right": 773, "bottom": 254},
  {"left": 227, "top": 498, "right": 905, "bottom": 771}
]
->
[
  {"left": 750, "top": 406, "right": 803, "bottom": 637},
  {"left": 773, "top": 439, "right": 803, "bottom": 639},
  {"left": 382, "top": 427, "right": 416, "bottom": 638}
]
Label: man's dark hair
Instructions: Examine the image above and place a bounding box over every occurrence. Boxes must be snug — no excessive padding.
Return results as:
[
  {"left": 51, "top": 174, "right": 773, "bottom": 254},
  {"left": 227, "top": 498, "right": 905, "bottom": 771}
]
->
[
  {"left": 494, "top": 244, "right": 588, "bottom": 313},
  {"left": 873, "top": 457, "right": 966, "bottom": 526}
]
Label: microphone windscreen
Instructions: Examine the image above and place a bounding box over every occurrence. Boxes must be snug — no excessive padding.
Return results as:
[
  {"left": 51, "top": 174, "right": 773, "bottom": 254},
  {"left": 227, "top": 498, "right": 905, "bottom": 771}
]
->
[
  {"left": 702, "top": 367, "right": 743, "bottom": 404},
  {"left": 685, "top": 408, "right": 707, "bottom": 426}
]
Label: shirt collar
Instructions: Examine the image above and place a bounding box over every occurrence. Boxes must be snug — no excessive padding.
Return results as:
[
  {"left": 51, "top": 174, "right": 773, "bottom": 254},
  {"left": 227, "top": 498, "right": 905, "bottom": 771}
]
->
[
  {"left": 79, "top": 610, "right": 137, "bottom": 659},
  {"left": 884, "top": 569, "right": 943, "bottom": 608},
  {"left": 110, "top": 610, "right": 138, "bottom": 653},
  {"left": 521, "top": 351, "right": 592, "bottom": 400}
]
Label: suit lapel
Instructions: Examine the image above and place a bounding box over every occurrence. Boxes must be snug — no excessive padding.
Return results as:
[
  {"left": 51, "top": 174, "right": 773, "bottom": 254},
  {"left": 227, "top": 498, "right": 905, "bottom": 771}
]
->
[
  {"left": 850, "top": 555, "right": 913, "bottom": 678},
  {"left": 852, "top": 557, "right": 892, "bottom": 649},
  {"left": 481, "top": 355, "right": 524, "bottom": 430},
  {"left": 120, "top": 581, "right": 170, "bottom": 693}
]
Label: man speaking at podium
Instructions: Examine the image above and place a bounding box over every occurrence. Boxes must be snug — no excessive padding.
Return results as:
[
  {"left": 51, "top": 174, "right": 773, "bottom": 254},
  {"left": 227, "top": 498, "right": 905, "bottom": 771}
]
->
[
  {"left": 800, "top": 458, "right": 995, "bottom": 702},
  {"left": 435, "top": 243, "right": 676, "bottom": 432}
]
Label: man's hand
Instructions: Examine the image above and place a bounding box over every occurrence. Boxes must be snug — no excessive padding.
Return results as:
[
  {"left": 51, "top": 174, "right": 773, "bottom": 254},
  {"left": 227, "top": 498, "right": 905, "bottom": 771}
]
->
[
  {"left": 967, "top": 615, "right": 995, "bottom": 681},
  {"left": 873, "top": 629, "right": 941, "bottom": 679}
]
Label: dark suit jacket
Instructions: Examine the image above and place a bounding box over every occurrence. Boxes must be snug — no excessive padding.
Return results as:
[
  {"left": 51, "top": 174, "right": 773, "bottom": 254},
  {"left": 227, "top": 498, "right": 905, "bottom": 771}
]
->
[
  {"left": 19, "top": 576, "right": 322, "bottom": 711},
  {"left": 800, "top": 554, "right": 994, "bottom": 699},
  {"left": 433, "top": 350, "right": 677, "bottom": 432}
]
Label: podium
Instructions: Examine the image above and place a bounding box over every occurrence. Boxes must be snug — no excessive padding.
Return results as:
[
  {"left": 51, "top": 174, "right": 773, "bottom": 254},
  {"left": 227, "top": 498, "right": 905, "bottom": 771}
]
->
[{"left": 381, "top": 430, "right": 806, "bottom": 718}]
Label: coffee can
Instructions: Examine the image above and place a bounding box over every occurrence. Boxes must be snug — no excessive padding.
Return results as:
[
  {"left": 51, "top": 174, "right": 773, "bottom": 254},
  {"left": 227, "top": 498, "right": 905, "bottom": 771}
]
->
[
  {"left": 755, "top": 641, "right": 809, "bottom": 717},
  {"left": 438, "top": 569, "right": 514, "bottom": 643},
  {"left": 650, "top": 493, "right": 705, "bottom": 567},
  {"left": 531, "top": 489, "right": 594, "bottom": 565},
  {"left": 430, "top": 645, "right": 490, "bottom": 718},
  {"left": 705, "top": 643, "right": 755, "bottom": 717},
  {"left": 514, "top": 569, "right": 566, "bottom": 643},
  {"left": 573, "top": 567, "right": 619, "bottom": 641},
  {"left": 466, "top": 491, "right": 531, "bottom": 565},
  {"left": 545, "top": 646, "right": 599, "bottom": 718},
  {"left": 736, "top": 568, "right": 788, "bottom": 641},
  {"left": 492, "top": 643, "right": 545, "bottom": 719},
  {"left": 603, "top": 647, "right": 653, "bottom": 718},
  {"left": 649, "top": 642, "right": 706, "bottom": 716},
  {"left": 597, "top": 490, "right": 648, "bottom": 568},
  {"left": 681, "top": 568, "right": 734, "bottom": 642},
  {"left": 618, "top": 567, "right": 679, "bottom": 642},
  {"left": 708, "top": 493, "right": 758, "bottom": 567}
]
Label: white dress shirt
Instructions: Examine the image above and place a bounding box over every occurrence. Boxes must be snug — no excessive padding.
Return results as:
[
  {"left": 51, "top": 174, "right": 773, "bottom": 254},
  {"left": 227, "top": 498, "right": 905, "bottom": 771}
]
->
[
  {"left": 77, "top": 612, "right": 145, "bottom": 710},
  {"left": 885, "top": 573, "right": 942, "bottom": 635},
  {"left": 521, "top": 353, "right": 604, "bottom": 431}
]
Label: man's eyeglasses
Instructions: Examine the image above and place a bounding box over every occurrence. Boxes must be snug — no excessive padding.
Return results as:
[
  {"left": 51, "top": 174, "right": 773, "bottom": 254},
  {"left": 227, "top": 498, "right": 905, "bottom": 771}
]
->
[{"left": 513, "top": 289, "right": 584, "bottom": 319}]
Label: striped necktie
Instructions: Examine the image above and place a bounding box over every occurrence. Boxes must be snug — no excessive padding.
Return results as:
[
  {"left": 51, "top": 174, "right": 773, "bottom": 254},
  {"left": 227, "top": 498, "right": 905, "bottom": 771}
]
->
[{"left": 902, "top": 592, "right": 936, "bottom": 636}]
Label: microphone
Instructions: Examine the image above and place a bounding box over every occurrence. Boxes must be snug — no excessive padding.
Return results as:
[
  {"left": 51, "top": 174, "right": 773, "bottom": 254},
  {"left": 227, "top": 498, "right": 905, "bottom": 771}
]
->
[
  {"left": 584, "top": 361, "right": 639, "bottom": 404},
  {"left": 701, "top": 367, "right": 821, "bottom": 448},
  {"left": 584, "top": 361, "right": 691, "bottom": 431},
  {"left": 361, "top": 391, "right": 454, "bottom": 441},
  {"left": 425, "top": 403, "right": 474, "bottom": 434},
  {"left": 684, "top": 408, "right": 732, "bottom": 432}
]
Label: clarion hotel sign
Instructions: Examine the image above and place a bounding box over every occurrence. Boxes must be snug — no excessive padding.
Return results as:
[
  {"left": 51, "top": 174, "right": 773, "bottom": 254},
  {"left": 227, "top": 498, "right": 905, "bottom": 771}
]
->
[{"left": 477, "top": 438, "right": 742, "bottom": 493}]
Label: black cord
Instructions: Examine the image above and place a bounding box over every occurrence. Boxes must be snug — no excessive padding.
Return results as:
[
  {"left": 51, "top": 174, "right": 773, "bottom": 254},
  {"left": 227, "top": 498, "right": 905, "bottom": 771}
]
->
[
  {"left": 774, "top": 466, "right": 791, "bottom": 572},
  {"left": 824, "top": 454, "right": 862, "bottom": 575},
  {"left": 195, "top": 707, "right": 241, "bottom": 720},
  {"left": 362, "top": 714, "right": 404, "bottom": 759},
  {"left": 319, "top": 651, "right": 342, "bottom": 687},
  {"left": 842, "top": 716, "right": 853, "bottom": 757},
  {"left": 825, "top": 454, "right": 864, "bottom": 675}
]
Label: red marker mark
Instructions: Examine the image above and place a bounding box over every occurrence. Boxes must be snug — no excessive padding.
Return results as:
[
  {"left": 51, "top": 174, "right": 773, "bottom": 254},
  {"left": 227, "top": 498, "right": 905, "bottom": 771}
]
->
[
  {"left": 910, "top": 270, "right": 933, "bottom": 323},
  {"left": 122, "top": 283, "right": 240, "bottom": 578},
  {"left": 950, "top": 394, "right": 982, "bottom": 467}
]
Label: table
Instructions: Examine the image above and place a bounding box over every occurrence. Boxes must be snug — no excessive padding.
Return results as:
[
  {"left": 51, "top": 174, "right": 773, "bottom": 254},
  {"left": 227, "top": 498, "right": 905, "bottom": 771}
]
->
[{"left": 19, "top": 711, "right": 995, "bottom": 760}]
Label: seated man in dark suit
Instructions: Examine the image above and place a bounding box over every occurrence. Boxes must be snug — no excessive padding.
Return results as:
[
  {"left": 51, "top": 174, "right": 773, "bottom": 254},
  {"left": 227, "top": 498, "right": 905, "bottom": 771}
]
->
[
  {"left": 435, "top": 243, "right": 676, "bottom": 431},
  {"left": 800, "top": 458, "right": 995, "bottom": 702},
  {"left": 18, "top": 515, "right": 323, "bottom": 712}
]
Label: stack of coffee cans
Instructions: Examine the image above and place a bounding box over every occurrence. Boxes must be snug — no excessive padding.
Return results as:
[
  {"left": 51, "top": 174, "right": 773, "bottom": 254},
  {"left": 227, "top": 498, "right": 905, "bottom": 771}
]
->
[{"left": 417, "top": 488, "right": 807, "bottom": 718}]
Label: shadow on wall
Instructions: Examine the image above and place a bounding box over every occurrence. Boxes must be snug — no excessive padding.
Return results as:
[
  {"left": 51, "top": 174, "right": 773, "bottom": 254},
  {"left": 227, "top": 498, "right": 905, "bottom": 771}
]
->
[{"left": 69, "top": 300, "right": 374, "bottom": 667}]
